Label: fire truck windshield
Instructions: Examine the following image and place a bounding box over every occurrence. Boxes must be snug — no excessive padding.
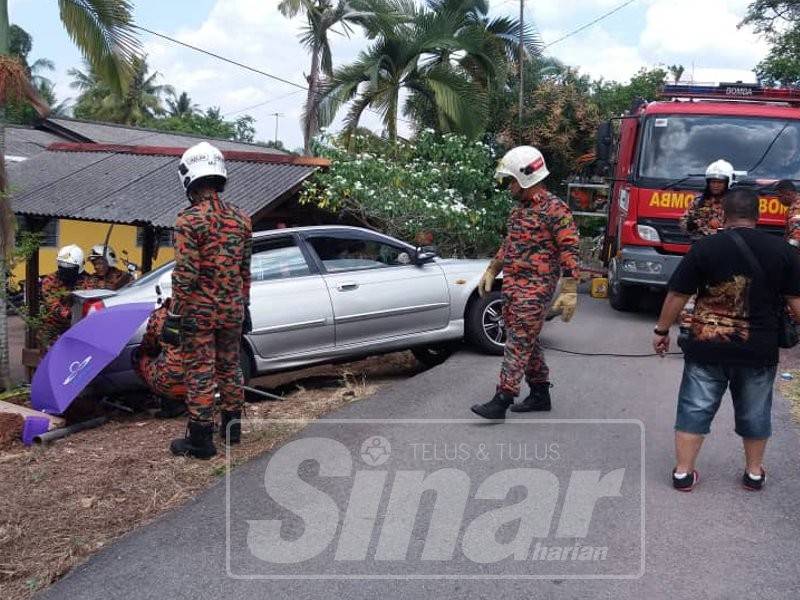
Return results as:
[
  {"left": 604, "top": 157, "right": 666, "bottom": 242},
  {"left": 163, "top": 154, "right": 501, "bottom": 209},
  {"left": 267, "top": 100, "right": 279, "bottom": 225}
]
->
[{"left": 637, "top": 115, "right": 800, "bottom": 185}]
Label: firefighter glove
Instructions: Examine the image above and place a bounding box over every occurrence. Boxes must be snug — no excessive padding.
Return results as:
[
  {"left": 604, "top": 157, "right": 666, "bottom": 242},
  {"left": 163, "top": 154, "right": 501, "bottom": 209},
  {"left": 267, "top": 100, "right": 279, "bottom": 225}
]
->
[
  {"left": 479, "top": 259, "right": 502, "bottom": 298},
  {"left": 161, "top": 313, "right": 182, "bottom": 346},
  {"left": 552, "top": 277, "right": 578, "bottom": 322}
]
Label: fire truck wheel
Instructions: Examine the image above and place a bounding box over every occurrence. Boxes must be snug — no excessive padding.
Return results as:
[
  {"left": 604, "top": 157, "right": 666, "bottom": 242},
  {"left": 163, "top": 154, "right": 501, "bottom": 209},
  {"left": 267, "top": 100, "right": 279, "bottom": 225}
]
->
[{"left": 608, "top": 260, "right": 642, "bottom": 312}]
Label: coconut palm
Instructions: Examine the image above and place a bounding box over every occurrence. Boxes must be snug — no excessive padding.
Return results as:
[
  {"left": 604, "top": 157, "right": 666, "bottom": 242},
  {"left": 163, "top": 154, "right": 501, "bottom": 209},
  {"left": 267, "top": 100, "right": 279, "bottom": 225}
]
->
[
  {"left": 318, "top": 3, "right": 518, "bottom": 141},
  {"left": 71, "top": 56, "right": 171, "bottom": 125},
  {"left": 166, "top": 90, "right": 199, "bottom": 119},
  {"left": 0, "top": 0, "right": 139, "bottom": 390},
  {"left": 279, "top": 0, "right": 388, "bottom": 154}
]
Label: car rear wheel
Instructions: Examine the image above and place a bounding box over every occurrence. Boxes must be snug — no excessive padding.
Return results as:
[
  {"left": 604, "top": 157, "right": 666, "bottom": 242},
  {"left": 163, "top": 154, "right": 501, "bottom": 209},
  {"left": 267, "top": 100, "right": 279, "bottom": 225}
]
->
[
  {"left": 239, "top": 343, "right": 253, "bottom": 385},
  {"left": 467, "top": 291, "right": 506, "bottom": 355},
  {"left": 411, "top": 344, "right": 455, "bottom": 368}
]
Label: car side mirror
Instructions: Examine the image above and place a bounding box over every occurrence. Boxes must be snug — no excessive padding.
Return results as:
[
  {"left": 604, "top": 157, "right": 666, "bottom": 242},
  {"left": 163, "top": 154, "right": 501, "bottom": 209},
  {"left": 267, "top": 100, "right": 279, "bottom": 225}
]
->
[{"left": 414, "top": 246, "right": 437, "bottom": 265}]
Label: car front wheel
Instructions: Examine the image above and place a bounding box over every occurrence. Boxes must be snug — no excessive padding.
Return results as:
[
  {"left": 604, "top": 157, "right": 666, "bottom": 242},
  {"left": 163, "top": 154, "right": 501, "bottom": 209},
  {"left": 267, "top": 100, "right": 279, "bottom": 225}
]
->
[{"left": 467, "top": 291, "right": 506, "bottom": 355}]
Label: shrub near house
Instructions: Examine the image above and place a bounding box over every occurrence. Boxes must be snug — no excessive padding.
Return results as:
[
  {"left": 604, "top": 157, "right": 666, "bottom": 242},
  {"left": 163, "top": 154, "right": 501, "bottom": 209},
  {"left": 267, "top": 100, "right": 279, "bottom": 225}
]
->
[{"left": 301, "top": 131, "right": 514, "bottom": 258}]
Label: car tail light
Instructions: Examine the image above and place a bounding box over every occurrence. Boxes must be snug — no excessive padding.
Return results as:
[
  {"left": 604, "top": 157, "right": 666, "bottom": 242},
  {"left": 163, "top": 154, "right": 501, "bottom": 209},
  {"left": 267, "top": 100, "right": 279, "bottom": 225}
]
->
[{"left": 82, "top": 299, "right": 105, "bottom": 317}]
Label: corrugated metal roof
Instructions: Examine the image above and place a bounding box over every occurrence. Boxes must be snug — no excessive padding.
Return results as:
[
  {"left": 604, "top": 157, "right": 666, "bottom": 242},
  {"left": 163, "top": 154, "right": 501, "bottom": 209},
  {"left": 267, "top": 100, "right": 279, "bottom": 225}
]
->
[
  {"left": 9, "top": 145, "right": 322, "bottom": 229},
  {"left": 45, "top": 117, "right": 288, "bottom": 155},
  {"left": 6, "top": 126, "right": 65, "bottom": 159}
]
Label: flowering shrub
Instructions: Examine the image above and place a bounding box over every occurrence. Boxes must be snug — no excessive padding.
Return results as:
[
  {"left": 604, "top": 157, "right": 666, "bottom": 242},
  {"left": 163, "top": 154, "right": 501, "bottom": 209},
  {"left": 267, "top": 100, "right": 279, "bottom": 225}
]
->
[{"left": 301, "top": 130, "right": 513, "bottom": 257}]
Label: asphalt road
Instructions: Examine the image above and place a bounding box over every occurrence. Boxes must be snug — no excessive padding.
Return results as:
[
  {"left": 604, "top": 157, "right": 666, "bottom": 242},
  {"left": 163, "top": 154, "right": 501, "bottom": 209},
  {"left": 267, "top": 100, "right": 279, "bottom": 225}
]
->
[{"left": 38, "top": 298, "right": 800, "bottom": 599}]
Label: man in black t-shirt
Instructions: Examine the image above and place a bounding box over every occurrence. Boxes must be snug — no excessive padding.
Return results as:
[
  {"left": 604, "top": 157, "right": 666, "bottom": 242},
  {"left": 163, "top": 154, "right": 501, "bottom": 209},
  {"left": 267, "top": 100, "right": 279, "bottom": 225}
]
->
[{"left": 652, "top": 188, "right": 800, "bottom": 492}]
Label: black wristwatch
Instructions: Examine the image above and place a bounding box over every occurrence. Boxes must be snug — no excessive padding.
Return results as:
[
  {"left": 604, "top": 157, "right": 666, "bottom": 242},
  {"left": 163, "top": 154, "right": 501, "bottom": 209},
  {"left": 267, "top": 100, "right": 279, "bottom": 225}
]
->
[{"left": 653, "top": 326, "right": 670, "bottom": 336}]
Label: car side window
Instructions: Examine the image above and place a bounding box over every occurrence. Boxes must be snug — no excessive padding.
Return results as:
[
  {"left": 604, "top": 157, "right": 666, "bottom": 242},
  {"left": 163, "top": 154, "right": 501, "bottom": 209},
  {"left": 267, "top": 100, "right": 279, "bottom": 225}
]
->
[
  {"left": 251, "top": 238, "right": 312, "bottom": 282},
  {"left": 307, "top": 236, "right": 413, "bottom": 273}
]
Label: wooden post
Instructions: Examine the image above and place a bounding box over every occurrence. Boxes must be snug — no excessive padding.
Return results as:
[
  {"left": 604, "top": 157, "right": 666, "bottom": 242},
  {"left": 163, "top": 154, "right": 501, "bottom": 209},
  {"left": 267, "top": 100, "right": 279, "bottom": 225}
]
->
[
  {"left": 141, "top": 224, "right": 155, "bottom": 274},
  {"left": 23, "top": 217, "right": 44, "bottom": 381}
]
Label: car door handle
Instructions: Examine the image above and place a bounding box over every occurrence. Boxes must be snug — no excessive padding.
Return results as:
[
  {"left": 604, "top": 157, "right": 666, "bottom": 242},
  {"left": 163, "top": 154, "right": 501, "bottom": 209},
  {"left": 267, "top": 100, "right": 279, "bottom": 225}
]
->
[{"left": 336, "top": 281, "right": 359, "bottom": 291}]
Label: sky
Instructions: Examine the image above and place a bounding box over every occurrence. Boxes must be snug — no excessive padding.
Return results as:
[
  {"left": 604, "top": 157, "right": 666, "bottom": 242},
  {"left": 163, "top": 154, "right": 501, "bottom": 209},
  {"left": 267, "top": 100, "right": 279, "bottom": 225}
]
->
[{"left": 9, "top": 0, "right": 770, "bottom": 151}]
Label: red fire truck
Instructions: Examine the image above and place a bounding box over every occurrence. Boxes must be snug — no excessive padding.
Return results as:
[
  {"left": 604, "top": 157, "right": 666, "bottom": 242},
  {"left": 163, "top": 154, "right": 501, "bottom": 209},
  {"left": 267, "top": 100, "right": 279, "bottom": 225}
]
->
[{"left": 597, "top": 83, "right": 800, "bottom": 310}]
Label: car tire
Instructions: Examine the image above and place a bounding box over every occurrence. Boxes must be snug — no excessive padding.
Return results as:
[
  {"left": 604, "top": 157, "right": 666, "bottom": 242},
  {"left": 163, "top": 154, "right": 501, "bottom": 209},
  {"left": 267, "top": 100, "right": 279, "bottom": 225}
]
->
[
  {"left": 239, "top": 343, "right": 253, "bottom": 385},
  {"left": 467, "top": 291, "right": 506, "bottom": 355},
  {"left": 608, "top": 258, "right": 642, "bottom": 312},
  {"left": 411, "top": 344, "right": 455, "bottom": 368}
]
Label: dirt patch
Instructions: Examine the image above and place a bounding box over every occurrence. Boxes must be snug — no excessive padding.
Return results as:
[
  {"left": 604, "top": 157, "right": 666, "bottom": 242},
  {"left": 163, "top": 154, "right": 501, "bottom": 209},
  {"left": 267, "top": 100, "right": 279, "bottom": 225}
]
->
[{"left": 0, "top": 351, "right": 422, "bottom": 599}]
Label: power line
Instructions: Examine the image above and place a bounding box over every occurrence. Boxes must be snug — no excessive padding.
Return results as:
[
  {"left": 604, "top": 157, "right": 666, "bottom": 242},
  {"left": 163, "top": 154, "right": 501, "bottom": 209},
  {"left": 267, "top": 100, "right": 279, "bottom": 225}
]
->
[
  {"left": 541, "top": 0, "right": 637, "bottom": 50},
  {"left": 133, "top": 23, "right": 417, "bottom": 128},
  {"left": 223, "top": 90, "right": 304, "bottom": 117}
]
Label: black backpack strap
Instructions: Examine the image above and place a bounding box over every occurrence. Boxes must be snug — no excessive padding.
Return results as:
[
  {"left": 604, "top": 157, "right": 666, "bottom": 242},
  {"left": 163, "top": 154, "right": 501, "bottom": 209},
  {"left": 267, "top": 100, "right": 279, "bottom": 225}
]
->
[{"left": 727, "top": 229, "right": 768, "bottom": 286}]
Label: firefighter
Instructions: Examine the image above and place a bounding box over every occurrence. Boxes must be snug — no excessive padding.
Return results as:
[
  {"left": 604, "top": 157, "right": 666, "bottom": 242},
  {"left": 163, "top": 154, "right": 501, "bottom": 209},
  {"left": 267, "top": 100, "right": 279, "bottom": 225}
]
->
[
  {"left": 39, "top": 244, "right": 90, "bottom": 349},
  {"left": 471, "top": 146, "right": 580, "bottom": 420},
  {"left": 775, "top": 179, "right": 800, "bottom": 247},
  {"left": 679, "top": 159, "right": 734, "bottom": 239},
  {"left": 86, "top": 244, "right": 132, "bottom": 290},
  {"left": 165, "top": 142, "right": 253, "bottom": 459},
  {"left": 135, "top": 276, "right": 186, "bottom": 418}
]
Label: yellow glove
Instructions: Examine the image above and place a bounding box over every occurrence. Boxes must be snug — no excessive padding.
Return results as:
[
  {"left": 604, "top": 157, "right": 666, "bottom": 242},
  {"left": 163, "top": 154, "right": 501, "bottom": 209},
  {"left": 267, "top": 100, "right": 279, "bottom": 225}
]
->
[
  {"left": 551, "top": 277, "right": 578, "bottom": 322},
  {"left": 478, "top": 260, "right": 502, "bottom": 298}
]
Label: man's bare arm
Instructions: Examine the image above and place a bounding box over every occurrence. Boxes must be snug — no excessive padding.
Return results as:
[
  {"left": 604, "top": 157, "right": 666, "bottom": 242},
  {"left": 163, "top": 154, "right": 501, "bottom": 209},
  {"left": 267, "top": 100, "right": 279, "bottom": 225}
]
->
[{"left": 656, "top": 291, "right": 692, "bottom": 332}]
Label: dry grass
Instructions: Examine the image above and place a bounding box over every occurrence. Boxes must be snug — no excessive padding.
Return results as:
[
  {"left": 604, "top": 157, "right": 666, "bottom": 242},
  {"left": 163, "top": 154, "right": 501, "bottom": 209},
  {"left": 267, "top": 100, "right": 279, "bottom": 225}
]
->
[{"left": 0, "top": 352, "right": 420, "bottom": 599}]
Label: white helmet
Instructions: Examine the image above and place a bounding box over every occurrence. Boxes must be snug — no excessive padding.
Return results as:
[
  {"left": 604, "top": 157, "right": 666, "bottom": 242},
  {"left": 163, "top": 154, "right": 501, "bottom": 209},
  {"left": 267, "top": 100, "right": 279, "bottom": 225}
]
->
[
  {"left": 178, "top": 141, "right": 227, "bottom": 197},
  {"left": 89, "top": 244, "right": 117, "bottom": 268},
  {"left": 495, "top": 146, "right": 550, "bottom": 188},
  {"left": 57, "top": 244, "right": 85, "bottom": 273},
  {"left": 705, "top": 159, "right": 734, "bottom": 183}
]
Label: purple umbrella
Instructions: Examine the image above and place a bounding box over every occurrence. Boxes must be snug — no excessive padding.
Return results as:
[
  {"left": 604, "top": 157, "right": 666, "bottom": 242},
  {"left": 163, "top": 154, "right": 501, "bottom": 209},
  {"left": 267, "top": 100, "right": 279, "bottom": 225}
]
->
[{"left": 31, "top": 303, "right": 154, "bottom": 415}]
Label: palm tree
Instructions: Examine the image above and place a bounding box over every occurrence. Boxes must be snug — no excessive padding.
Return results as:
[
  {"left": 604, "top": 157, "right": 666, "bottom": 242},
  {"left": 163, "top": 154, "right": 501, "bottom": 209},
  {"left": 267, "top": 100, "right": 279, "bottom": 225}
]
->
[
  {"left": 71, "top": 56, "right": 171, "bottom": 125},
  {"left": 668, "top": 64, "right": 685, "bottom": 84},
  {"left": 319, "top": 1, "right": 535, "bottom": 141},
  {"left": 279, "top": 0, "right": 379, "bottom": 154},
  {"left": 166, "top": 90, "right": 199, "bottom": 118},
  {"left": 0, "top": 0, "right": 139, "bottom": 390}
]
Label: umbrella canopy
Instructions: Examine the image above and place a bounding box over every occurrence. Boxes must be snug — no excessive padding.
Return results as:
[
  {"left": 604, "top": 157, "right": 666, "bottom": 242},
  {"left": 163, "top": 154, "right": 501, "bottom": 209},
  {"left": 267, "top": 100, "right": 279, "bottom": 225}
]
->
[{"left": 31, "top": 303, "right": 154, "bottom": 415}]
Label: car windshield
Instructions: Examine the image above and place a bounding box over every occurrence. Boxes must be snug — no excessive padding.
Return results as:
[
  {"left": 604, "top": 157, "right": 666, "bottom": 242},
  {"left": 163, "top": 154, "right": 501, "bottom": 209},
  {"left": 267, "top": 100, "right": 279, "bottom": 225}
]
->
[
  {"left": 128, "top": 261, "right": 174, "bottom": 287},
  {"left": 637, "top": 115, "right": 800, "bottom": 184}
]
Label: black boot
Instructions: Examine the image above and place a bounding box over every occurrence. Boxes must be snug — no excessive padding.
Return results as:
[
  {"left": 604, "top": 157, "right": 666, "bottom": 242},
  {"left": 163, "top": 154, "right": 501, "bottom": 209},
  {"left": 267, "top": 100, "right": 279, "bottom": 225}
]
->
[
  {"left": 510, "top": 382, "right": 552, "bottom": 412},
  {"left": 220, "top": 410, "right": 242, "bottom": 445},
  {"left": 170, "top": 421, "right": 217, "bottom": 459},
  {"left": 471, "top": 392, "right": 514, "bottom": 420},
  {"left": 155, "top": 396, "right": 187, "bottom": 419}
]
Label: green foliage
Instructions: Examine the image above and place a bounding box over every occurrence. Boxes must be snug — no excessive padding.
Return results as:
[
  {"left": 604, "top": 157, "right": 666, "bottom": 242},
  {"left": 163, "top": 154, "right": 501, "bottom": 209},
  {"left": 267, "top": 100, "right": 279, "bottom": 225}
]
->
[
  {"left": 310, "top": 130, "right": 513, "bottom": 256},
  {"left": 318, "top": 0, "right": 538, "bottom": 143},
  {"left": 742, "top": 0, "right": 800, "bottom": 85},
  {"left": 71, "top": 56, "right": 172, "bottom": 125},
  {"left": 301, "top": 130, "right": 513, "bottom": 257},
  {"left": 151, "top": 108, "right": 257, "bottom": 142},
  {"left": 591, "top": 67, "right": 667, "bottom": 119}
]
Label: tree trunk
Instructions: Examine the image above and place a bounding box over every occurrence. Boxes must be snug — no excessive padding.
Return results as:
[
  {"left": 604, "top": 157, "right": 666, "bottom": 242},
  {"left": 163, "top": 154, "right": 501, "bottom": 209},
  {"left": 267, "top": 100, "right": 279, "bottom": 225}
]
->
[
  {"left": 303, "top": 44, "right": 322, "bottom": 155},
  {"left": 0, "top": 0, "right": 12, "bottom": 391}
]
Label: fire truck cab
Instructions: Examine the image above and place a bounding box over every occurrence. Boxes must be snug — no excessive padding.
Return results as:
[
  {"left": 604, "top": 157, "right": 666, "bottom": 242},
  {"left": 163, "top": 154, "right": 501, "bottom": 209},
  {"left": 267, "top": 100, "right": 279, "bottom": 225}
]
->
[{"left": 597, "top": 83, "right": 800, "bottom": 311}]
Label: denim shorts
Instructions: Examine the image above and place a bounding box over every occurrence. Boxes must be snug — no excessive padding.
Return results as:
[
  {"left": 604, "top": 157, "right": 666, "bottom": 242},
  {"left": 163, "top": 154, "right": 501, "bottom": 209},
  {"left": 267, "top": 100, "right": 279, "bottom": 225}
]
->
[{"left": 675, "top": 361, "right": 777, "bottom": 439}]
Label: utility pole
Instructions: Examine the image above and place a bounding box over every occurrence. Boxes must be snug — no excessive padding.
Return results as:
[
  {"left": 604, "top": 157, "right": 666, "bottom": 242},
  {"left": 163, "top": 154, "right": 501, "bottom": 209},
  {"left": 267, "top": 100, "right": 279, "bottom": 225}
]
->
[
  {"left": 518, "top": 0, "right": 524, "bottom": 144},
  {"left": 269, "top": 112, "right": 283, "bottom": 146}
]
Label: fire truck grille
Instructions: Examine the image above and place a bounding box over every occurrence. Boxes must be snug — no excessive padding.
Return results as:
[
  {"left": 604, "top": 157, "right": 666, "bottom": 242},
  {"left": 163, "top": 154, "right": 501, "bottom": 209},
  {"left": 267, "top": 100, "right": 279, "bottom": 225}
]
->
[{"left": 638, "top": 218, "right": 785, "bottom": 246}]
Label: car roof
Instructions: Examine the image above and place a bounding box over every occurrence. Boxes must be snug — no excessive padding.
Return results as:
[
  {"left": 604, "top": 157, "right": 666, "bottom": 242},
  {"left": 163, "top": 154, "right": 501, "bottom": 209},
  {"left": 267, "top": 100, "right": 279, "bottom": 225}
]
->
[{"left": 253, "top": 225, "right": 415, "bottom": 248}]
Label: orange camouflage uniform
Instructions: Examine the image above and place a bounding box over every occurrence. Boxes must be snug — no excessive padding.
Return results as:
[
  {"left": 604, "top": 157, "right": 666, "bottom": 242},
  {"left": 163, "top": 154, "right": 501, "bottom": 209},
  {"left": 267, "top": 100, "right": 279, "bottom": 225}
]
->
[
  {"left": 785, "top": 199, "right": 800, "bottom": 246},
  {"left": 680, "top": 194, "right": 724, "bottom": 239},
  {"left": 39, "top": 272, "right": 91, "bottom": 349},
  {"left": 86, "top": 267, "right": 132, "bottom": 291},
  {"left": 495, "top": 187, "right": 580, "bottom": 396},
  {"left": 136, "top": 299, "right": 186, "bottom": 402},
  {"left": 171, "top": 191, "right": 252, "bottom": 423}
]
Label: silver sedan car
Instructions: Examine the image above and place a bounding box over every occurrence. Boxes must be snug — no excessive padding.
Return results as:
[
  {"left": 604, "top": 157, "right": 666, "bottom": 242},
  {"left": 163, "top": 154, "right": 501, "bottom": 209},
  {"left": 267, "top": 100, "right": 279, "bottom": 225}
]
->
[{"left": 73, "top": 226, "right": 508, "bottom": 394}]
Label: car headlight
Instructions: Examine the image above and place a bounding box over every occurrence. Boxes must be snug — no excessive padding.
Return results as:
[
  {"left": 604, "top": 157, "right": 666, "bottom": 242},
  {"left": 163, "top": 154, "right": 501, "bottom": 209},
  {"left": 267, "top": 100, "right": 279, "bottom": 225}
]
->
[{"left": 637, "top": 224, "right": 660, "bottom": 242}]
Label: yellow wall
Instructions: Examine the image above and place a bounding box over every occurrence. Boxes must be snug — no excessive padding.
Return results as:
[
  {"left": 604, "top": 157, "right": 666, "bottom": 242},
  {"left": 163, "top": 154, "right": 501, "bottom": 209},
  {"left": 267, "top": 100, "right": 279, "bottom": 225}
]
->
[{"left": 11, "top": 219, "right": 175, "bottom": 286}]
